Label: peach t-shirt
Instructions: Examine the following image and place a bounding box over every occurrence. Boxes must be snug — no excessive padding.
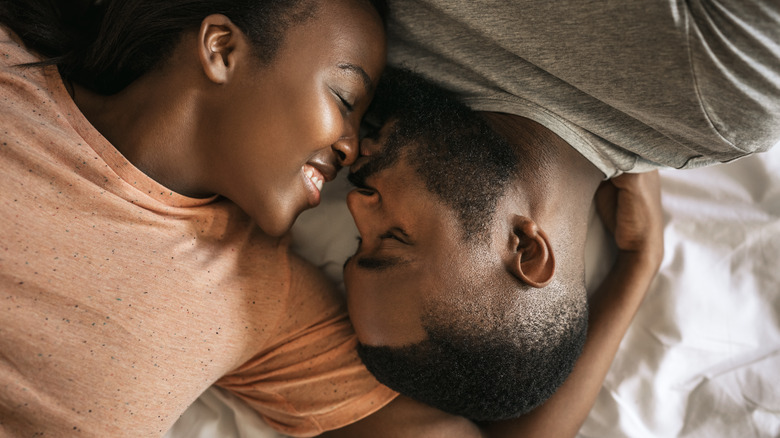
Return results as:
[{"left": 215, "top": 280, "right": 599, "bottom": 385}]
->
[{"left": 0, "top": 28, "right": 395, "bottom": 437}]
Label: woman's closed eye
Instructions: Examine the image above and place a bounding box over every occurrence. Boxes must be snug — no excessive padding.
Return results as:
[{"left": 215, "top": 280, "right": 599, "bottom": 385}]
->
[
  {"left": 331, "top": 87, "right": 355, "bottom": 112},
  {"left": 339, "top": 94, "right": 354, "bottom": 112}
]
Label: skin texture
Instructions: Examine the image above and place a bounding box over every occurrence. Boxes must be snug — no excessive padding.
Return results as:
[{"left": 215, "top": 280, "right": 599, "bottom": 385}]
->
[{"left": 70, "top": 0, "right": 386, "bottom": 237}]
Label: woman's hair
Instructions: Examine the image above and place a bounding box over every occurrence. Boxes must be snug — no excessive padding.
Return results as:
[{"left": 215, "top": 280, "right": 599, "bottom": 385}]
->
[{"left": 0, "top": 0, "right": 387, "bottom": 95}]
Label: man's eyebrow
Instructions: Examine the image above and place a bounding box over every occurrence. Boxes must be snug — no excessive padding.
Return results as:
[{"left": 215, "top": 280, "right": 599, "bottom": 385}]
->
[
  {"left": 356, "top": 255, "right": 410, "bottom": 271},
  {"left": 339, "top": 63, "right": 373, "bottom": 93}
]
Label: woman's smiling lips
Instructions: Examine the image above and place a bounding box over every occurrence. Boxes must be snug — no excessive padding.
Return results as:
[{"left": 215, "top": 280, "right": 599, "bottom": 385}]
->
[{"left": 302, "top": 160, "right": 337, "bottom": 207}]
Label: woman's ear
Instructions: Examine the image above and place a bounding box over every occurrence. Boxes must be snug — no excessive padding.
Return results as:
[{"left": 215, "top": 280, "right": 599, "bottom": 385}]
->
[
  {"left": 507, "top": 216, "right": 556, "bottom": 288},
  {"left": 197, "top": 14, "right": 242, "bottom": 84}
]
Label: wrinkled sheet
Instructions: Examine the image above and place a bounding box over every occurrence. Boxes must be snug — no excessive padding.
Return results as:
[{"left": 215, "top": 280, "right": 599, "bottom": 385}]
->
[{"left": 166, "top": 144, "right": 780, "bottom": 438}]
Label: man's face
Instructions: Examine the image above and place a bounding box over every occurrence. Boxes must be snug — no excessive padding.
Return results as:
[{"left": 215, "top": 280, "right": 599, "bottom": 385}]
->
[{"left": 343, "top": 126, "right": 483, "bottom": 347}]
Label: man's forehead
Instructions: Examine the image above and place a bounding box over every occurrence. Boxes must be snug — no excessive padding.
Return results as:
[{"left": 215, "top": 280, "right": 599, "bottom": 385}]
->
[{"left": 349, "top": 139, "right": 420, "bottom": 190}]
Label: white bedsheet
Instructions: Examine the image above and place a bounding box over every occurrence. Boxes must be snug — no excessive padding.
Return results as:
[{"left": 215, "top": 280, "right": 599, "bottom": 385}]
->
[{"left": 166, "top": 144, "right": 780, "bottom": 438}]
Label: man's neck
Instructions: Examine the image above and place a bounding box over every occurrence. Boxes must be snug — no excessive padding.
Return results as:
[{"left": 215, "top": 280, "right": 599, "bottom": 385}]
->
[
  {"left": 480, "top": 111, "right": 603, "bottom": 201},
  {"left": 481, "top": 111, "right": 603, "bottom": 271}
]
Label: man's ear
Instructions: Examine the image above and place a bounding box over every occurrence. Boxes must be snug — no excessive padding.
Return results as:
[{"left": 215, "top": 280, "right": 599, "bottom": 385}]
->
[
  {"left": 507, "top": 216, "right": 555, "bottom": 288},
  {"left": 197, "top": 14, "right": 243, "bottom": 84}
]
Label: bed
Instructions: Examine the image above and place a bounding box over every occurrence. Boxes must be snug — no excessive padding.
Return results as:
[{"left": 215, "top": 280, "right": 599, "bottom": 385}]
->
[{"left": 166, "top": 143, "right": 780, "bottom": 438}]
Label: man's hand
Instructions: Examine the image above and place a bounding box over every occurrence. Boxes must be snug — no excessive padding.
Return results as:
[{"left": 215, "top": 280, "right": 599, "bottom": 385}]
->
[{"left": 595, "top": 171, "right": 664, "bottom": 269}]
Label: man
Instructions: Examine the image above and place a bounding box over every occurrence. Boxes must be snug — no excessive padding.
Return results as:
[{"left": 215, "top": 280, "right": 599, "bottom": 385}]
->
[
  {"left": 318, "top": 67, "right": 664, "bottom": 436},
  {"left": 332, "top": 0, "right": 779, "bottom": 430}
]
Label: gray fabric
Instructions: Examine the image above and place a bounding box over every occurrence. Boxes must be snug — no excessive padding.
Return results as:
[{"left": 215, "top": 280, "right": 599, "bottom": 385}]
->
[{"left": 386, "top": 0, "right": 780, "bottom": 177}]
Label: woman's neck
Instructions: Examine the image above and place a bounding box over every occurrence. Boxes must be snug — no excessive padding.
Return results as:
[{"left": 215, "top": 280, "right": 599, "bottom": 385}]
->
[{"left": 69, "top": 63, "right": 211, "bottom": 198}]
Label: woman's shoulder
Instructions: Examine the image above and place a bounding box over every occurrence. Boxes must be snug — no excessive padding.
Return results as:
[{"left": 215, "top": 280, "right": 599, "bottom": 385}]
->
[{"left": 0, "top": 24, "right": 42, "bottom": 67}]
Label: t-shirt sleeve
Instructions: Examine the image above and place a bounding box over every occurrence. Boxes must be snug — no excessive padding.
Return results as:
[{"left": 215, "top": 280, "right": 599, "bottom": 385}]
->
[
  {"left": 387, "top": 1, "right": 780, "bottom": 177},
  {"left": 215, "top": 254, "right": 397, "bottom": 437},
  {"left": 683, "top": 0, "right": 780, "bottom": 153}
]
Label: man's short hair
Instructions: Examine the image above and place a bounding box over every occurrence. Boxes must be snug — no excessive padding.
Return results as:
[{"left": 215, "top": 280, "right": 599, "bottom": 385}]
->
[{"left": 356, "top": 67, "right": 588, "bottom": 420}]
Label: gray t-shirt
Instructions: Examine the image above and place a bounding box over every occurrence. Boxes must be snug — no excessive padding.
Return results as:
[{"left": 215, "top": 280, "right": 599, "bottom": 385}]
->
[{"left": 386, "top": 0, "right": 780, "bottom": 177}]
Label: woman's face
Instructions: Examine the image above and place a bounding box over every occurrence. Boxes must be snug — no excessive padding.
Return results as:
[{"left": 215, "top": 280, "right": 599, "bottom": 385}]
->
[{"left": 205, "top": 0, "right": 386, "bottom": 236}]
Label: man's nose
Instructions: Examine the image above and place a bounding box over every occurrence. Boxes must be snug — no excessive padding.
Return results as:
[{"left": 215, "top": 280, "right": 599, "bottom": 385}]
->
[{"left": 346, "top": 189, "right": 381, "bottom": 247}]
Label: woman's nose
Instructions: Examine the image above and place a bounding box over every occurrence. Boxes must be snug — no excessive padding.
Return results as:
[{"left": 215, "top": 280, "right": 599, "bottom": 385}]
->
[{"left": 332, "top": 124, "right": 359, "bottom": 167}]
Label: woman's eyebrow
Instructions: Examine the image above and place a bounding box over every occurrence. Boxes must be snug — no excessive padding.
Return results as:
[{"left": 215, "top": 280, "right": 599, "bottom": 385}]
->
[{"left": 339, "top": 63, "right": 372, "bottom": 92}]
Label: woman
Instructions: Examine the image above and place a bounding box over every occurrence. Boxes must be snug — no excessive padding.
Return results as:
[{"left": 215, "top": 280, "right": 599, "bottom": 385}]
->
[
  {"left": 3, "top": 0, "right": 386, "bottom": 236},
  {"left": 0, "top": 0, "right": 394, "bottom": 436}
]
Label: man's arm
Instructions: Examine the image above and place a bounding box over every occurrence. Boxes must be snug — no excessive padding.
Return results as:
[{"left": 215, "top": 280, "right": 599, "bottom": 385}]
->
[
  {"left": 484, "top": 171, "right": 664, "bottom": 436},
  {"left": 321, "top": 171, "right": 664, "bottom": 438}
]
